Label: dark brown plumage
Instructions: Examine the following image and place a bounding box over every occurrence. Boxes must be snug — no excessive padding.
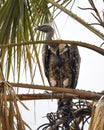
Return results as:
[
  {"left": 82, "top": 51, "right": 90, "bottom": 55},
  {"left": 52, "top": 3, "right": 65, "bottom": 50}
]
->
[
  {"left": 35, "top": 24, "right": 80, "bottom": 89},
  {"left": 35, "top": 24, "right": 81, "bottom": 129}
]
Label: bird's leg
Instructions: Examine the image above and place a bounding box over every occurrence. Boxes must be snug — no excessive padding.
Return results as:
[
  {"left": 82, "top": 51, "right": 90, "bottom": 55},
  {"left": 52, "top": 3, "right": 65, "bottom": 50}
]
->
[
  {"left": 57, "top": 78, "right": 73, "bottom": 119},
  {"left": 50, "top": 78, "right": 57, "bottom": 100},
  {"left": 62, "top": 78, "right": 70, "bottom": 98}
]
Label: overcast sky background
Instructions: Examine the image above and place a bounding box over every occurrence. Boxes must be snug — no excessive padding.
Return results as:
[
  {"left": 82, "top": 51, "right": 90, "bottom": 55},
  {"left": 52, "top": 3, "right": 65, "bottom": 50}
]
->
[{"left": 18, "top": 1, "right": 104, "bottom": 129}]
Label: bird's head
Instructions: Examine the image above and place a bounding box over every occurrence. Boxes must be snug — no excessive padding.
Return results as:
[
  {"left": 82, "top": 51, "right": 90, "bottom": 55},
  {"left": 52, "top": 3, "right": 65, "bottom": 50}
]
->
[
  {"left": 35, "top": 24, "right": 54, "bottom": 40},
  {"left": 35, "top": 24, "right": 59, "bottom": 52}
]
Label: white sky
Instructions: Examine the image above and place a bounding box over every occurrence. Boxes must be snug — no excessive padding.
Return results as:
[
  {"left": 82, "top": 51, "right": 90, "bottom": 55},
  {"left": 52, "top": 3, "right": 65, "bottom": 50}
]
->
[{"left": 19, "top": 1, "right": 104, "bottom": 129}]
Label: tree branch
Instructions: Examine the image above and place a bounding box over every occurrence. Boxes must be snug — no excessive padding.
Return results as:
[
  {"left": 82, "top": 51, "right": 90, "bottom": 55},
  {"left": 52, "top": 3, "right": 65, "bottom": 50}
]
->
[
  {"left": 9, "top": 82, "right": 103, "bottom": 100},
  {"left": 0, "top": 40, "right": 104, "bottom": 55},
  {"left": 6, "top": 92, "right": 102, "bottom": 101},
  {"left": 7, "top": 93, "right": 76, "bottom": 100}
]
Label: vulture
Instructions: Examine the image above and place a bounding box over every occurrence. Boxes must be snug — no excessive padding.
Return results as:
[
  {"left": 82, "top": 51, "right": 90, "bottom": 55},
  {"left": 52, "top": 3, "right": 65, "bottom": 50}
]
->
[{"left": 35, "top": 24, "right": 81, "bottom": 129}]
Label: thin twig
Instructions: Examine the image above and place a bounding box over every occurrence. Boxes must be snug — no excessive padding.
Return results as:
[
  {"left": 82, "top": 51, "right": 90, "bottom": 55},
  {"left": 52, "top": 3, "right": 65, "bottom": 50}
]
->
[{"left": 46, "top": 0, "right": 104, "bottom": 40}]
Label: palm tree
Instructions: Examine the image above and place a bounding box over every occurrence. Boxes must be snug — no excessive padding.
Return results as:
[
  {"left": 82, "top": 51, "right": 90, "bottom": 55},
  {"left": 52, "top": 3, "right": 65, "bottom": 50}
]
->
[{"left": 0, "top": 0, "right": 104, "bottom": 130}]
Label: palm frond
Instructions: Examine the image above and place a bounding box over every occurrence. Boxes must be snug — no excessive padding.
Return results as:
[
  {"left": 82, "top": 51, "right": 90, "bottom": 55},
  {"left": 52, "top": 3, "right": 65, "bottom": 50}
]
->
[
  {"left": 47, "top": 0, "right": 104, "bottom": 40},
  {"left": 0, "top": 0, "right": 53, "bottom": 82},
  {"left": 0, "top": 81, "right": 31, "bottom": 130}
]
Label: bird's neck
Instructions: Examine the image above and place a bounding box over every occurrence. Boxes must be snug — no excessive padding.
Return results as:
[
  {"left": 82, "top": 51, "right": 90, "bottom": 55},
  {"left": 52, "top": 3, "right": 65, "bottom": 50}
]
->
[
  {"left": 45, "top": 31, "right": 59, "bottom": 55},
  {"left": 46, "top": 31, "right": 54, "bottom": 40}
]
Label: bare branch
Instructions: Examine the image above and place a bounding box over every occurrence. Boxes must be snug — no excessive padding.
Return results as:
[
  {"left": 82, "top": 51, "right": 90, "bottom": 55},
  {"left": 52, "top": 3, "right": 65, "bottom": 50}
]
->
[
  {"left": 0, "top": 40, "right": 104, "bottom": 56},
  {"left": 88, "top": 0, "right": 103, "bottom": 22},
  {"left": 79, "top": 0, "right": 104, "bottom": 28},
  {"left": 9, "top": 82, "right": 103, "bottom": 100},
  {"left": 46, "top": 0, "right": 104, "bottom": 40}
]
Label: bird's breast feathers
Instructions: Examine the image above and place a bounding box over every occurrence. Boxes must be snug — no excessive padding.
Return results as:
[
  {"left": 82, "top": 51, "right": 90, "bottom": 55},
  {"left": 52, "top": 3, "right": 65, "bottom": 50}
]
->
[
  {"left": 59, "top": 44, "right": 69, "bottom": 55},
  {"left": 49, "top": 44, "right": 69, "bottom": 56}
]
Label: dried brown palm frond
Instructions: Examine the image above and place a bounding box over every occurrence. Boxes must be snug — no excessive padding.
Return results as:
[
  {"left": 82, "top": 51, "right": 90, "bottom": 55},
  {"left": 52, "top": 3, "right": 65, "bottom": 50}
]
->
[
  {"left": 89, "top": 96, "right": 104, "bottom": 130},
  {"left": 0, "top": 81, "right": 31, "bottom": 130},
  {"left": 37, "top": 100, "right": 92, "bottom": 130}
]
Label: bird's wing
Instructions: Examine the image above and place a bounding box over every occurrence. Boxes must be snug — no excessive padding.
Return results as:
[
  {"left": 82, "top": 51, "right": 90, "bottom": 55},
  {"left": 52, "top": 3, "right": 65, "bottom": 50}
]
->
[
  {"left": 42, "top": 44, "right": 51, "bottom": 85},
  {"left": 70, "top": 45, "right": 81, "bottom": 89}
]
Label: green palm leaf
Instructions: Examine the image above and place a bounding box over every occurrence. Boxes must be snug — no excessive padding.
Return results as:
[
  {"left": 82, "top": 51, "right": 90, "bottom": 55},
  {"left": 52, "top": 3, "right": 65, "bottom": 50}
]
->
[{"left": 0, "top": 0, "right": 53, "bottom": 82}]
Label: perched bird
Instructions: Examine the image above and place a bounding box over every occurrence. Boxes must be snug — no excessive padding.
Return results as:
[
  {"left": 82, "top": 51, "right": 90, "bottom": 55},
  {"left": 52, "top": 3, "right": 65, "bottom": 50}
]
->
[{"left": 35, "top": 24, "right": 81, "bottom": 129}]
